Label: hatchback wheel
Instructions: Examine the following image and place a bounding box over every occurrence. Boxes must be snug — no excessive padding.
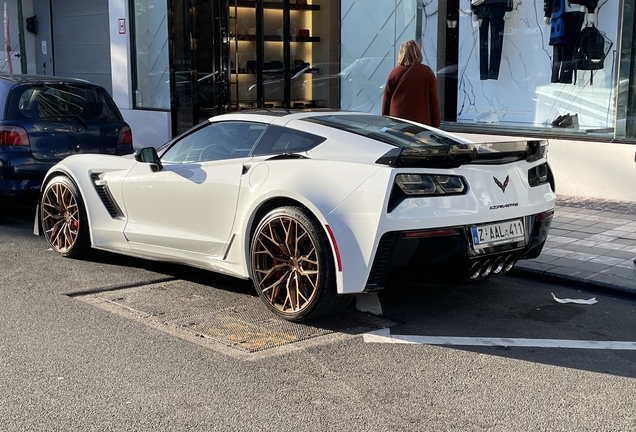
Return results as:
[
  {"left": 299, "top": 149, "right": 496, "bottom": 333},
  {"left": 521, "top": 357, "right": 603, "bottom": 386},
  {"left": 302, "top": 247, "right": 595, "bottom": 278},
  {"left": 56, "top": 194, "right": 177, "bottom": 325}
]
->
[
  {"left": 41, "top": 176, "right": 90, "bottom": 257},
  {"left": 250, "top": 206, "right": 351, "bottom": 322}
]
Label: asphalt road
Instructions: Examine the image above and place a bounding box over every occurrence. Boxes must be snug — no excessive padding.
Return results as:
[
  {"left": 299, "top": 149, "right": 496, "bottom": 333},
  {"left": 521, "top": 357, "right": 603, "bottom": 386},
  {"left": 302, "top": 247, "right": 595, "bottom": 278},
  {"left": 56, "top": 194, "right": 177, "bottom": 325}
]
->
[{"left": 1, "top": 213, "right": 636, "bottom": 431}]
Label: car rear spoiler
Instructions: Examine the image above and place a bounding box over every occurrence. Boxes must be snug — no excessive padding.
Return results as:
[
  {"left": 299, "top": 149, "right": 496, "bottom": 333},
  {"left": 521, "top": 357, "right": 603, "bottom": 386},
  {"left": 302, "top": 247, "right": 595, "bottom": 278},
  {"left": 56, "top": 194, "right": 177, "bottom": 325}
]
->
[{"left": 375, "top": 140, "right": 548, "bottom": 168}]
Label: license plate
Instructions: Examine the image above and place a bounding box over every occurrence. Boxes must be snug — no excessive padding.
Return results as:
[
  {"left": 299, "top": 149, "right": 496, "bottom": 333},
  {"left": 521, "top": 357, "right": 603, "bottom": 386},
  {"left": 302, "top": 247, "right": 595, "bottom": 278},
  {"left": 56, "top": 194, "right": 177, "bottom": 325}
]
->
[{"left": 471, "top": 219, "right": 525, "bottom": 249}]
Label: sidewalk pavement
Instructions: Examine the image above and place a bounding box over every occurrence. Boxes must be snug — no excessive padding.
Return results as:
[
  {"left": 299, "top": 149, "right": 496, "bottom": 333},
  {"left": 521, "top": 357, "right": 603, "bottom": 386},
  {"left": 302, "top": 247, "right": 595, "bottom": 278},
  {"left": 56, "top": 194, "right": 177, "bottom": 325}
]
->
[{"left": 513, "top": 196, "right": 636, "bottom": 297}]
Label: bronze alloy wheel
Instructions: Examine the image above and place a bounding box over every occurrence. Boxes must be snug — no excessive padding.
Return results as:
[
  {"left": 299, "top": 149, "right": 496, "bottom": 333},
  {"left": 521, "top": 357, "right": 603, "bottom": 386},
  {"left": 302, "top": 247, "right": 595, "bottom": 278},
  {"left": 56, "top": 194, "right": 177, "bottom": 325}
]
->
[
  {"left": 252, "top": 213, "right": 320, "bottom": 315},
  {"left": 41, "top": 176, "right": 89, "bottom": 257},
  {"left": 251, "top": 206, "right": 351, "bottom": 322}
]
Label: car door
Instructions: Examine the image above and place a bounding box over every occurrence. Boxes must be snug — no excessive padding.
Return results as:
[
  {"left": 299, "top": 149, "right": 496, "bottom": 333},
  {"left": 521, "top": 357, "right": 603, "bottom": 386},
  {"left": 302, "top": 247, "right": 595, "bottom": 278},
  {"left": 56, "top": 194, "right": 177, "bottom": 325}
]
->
[{"left": 122, "top": 120, "right": 267, "bottom": 256}]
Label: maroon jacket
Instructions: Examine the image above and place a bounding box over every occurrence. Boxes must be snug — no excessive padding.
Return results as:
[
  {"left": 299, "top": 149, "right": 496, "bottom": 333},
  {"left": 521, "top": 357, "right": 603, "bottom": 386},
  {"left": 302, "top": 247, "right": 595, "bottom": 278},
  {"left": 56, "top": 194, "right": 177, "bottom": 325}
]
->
[{"left": 382, "top": 63, "right": 441, "bottom": 128}]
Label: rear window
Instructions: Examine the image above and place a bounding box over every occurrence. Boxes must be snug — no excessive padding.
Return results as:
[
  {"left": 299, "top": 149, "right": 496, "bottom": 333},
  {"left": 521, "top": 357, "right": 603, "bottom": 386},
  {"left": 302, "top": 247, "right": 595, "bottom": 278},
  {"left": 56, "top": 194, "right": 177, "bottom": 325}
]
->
[
  {"left": 303, "top": 114, "right": 463, "bottom": 149},
  {"left": 6, "top": 84, "right": 122, "bottom": 122}
]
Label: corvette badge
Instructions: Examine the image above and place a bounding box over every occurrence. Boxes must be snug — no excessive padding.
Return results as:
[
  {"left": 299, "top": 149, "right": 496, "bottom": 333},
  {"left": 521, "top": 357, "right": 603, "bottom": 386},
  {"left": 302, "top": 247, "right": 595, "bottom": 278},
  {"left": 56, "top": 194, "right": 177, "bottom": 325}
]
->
[{"left": 493, "top": 175, "right": 509, "bottom": 193}]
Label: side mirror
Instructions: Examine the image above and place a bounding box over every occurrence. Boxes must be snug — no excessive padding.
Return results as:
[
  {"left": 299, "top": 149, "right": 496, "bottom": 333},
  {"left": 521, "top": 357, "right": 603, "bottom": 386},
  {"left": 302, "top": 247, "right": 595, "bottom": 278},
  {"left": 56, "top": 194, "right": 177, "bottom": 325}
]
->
[{"left": 133, "top": 147, "right": 163, "bottom": 172}]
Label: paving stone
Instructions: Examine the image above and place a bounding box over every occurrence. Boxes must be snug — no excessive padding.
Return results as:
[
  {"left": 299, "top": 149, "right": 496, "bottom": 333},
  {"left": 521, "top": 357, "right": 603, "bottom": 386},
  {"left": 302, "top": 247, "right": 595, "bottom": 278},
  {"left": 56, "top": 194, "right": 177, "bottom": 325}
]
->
[
  {"left": 601, "top": 249, "right": 636, "bottom": 260},
  {"left": 549, "top": 266, "right": 595, "bottom": 279},
  {"left": 610, "top": 238, "right": 636, "bottom": 247},
  {"left": 513, "top": 263, "right": 552, "bottom": 276},
  {"left": 548, "top": 228, "right": 575, "bottom": 237},
  {"left": 600, "top": 266, "right": 636, "bottom": 279},
  {"left": 576, "top": 226, "right": 610, "bottom": 234},
  {"left": 573, "top": 261, "right": 611, "bottom": 273},
  {"left": 512, "top": 197, "right": 636, "bottom": 298},
  {"left": 525, "top": 254, "right": 560, "bottom": 264},
  {"left": 591, "top": 222, "right": 622, "bottom": 230},
  {"left": 549, "top": 257, "right": 589, "bottom": 267},
  {"left": 556, "top": 231, "right": 594, "bottom": 240}
]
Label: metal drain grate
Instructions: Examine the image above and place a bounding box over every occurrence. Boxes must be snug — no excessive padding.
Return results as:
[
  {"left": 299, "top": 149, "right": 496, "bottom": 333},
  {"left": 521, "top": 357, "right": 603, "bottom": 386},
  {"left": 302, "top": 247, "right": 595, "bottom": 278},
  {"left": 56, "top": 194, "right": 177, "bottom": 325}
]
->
[
  {"left": 167, "top": 301, "right": 333, "bottom": 352},
  {"left": 91, "top": 280, "right": 391, "bottom": 353}
]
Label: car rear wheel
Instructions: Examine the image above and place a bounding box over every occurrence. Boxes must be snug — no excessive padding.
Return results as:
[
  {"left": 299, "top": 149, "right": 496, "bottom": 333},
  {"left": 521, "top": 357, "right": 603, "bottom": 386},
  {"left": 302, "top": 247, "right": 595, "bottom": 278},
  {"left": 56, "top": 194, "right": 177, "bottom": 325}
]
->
[
  {"left": 250, "top": 206, "right": 350, "bottom": 322},
  {"left": 41, "top": 175, "right": 90, "bottom": 257}
]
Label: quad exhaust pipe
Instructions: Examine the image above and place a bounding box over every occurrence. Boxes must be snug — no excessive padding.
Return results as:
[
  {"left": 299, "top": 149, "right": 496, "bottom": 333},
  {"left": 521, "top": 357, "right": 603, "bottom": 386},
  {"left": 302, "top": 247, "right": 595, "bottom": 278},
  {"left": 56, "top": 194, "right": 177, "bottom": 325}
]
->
[{"left": 469, "top": 254, "right": 516, "bottom": 279}]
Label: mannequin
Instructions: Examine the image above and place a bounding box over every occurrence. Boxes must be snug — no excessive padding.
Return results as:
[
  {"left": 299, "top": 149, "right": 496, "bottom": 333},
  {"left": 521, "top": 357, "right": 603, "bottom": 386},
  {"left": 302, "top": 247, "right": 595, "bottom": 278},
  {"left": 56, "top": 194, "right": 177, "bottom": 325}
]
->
[
  {"left": 471, "top": 0, "right": 513, "bottom": 80},
  {"left": 544, "top": 0, "right": 598, "bottom": 83}
]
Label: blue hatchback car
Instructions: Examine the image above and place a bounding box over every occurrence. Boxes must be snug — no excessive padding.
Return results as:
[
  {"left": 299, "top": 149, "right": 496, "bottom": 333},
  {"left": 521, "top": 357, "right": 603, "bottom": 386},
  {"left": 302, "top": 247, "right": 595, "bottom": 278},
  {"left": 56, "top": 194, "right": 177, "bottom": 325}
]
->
[{"left": 0, "top": 75, "right": 133, "bottom": 220}]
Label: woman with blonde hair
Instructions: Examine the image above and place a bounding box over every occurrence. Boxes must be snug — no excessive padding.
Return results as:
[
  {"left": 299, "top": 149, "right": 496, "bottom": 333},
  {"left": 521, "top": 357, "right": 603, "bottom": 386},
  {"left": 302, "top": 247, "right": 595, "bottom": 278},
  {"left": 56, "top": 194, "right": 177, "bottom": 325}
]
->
[{"left": 382, "top": 40, "right": 441, "bottom": 128}]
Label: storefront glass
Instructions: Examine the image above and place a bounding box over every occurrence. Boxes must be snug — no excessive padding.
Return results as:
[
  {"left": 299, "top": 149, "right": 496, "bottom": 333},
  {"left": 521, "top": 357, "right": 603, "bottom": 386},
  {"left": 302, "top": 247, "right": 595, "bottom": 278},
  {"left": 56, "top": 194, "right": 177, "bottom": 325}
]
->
[
  {"left": 451, "top": 0, "right": 619, "bottom": 138},
  {"left": 336, "top": 1, "right": 636, "bottom": 142},
  {"left": 229, "top": 0, "right": 340, "bottom": 110},
  {"left": 129, "top": 0, "right": 636, "bottom": 143},
  {"left": 132, "top": 0, "right": 170, "bottom": 110}
]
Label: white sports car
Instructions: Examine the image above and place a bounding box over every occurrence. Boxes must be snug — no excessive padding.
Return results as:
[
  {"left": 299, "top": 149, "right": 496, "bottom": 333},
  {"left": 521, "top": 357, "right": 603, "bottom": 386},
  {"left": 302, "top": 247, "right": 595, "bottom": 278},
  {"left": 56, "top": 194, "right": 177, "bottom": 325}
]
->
[{"left": 34, "top": 110, "right": 556, "bottom": 321}]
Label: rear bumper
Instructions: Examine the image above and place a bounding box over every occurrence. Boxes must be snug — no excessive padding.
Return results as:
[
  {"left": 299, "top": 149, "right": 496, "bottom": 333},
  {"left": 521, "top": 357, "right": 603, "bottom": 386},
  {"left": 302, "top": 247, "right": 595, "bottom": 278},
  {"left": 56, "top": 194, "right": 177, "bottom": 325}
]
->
[
  {"left": 364, "top": 210, "right": 553, "bottom": 291},
  {"left": 0, "top": 177, "right": 44, "bottom": 208},
  {"left": 0, "top": 154, "right": 54, "bottom": 207}
]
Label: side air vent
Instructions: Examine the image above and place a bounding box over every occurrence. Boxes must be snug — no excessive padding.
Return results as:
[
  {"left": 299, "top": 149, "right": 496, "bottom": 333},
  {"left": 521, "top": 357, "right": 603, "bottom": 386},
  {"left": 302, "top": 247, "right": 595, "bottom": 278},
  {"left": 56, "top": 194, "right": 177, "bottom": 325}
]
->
[
  {"left": 364, "top": 232, "right": 399, "bottom": 292},
  {"left": 90, "top": 173, "right": 124, "bottom": 219}
]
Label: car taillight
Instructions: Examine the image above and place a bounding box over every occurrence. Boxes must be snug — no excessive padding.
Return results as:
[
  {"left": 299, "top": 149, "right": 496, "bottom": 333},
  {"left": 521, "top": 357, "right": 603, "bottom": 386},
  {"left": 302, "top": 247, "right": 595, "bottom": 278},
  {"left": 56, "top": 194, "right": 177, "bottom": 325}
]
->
[
  {"left": 118, "top": 125, "right": 133, "bottom": 146},
  {"left": 395, "top": 174, "right": 467, "bottom": 196},
  {"left": 0, "top": 125, "right": 29, "bottom": 147},
  {"left": 117, "top": 125, "right": 134, "bottom": 154}
]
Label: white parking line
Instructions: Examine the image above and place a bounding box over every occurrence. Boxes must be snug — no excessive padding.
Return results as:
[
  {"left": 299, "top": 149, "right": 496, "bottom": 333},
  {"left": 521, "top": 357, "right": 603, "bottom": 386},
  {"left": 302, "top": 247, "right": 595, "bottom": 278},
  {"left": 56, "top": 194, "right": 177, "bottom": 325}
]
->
[{"left": 363, "top": 328, "right": 636, "bottom": 350}]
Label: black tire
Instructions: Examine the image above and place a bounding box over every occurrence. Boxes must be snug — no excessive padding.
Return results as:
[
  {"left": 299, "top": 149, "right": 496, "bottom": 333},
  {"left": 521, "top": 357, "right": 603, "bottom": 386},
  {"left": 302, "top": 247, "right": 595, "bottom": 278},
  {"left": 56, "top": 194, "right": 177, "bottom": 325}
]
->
[
  {"left": 250, "top": 206, "right": 351, "bottom": 322},
  {"left": 40, "top": 175, "right": 90, "bottom": 258}
]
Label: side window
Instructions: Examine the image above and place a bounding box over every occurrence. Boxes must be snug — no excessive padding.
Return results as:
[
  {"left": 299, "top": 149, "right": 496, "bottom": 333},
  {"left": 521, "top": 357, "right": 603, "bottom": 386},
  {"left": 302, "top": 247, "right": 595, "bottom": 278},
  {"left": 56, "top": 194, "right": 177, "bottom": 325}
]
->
[
  {"left": 251, "top": 125, "right": 326, "bottom": 156},
  {"left": 161, "top": 121, "right": 266, "bottom": 164}
]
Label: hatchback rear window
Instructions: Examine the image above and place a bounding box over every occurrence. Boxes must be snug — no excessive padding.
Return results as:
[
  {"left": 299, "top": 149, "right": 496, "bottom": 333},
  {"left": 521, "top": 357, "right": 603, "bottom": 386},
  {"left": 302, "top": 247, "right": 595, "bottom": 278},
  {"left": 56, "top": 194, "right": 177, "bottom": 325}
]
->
[
  {"left": 303, "top": 114, "right": 463, "bottom": 149},
  {"left": 6, "top": 84, "right": 122, "bottom": 122}
]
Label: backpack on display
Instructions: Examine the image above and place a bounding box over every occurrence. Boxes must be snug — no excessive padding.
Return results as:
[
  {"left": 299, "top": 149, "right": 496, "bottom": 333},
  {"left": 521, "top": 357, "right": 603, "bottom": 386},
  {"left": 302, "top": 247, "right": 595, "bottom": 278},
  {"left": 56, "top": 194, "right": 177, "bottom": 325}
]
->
[{"left": 572, "top": 24, "right": 609, "bottom": 85}]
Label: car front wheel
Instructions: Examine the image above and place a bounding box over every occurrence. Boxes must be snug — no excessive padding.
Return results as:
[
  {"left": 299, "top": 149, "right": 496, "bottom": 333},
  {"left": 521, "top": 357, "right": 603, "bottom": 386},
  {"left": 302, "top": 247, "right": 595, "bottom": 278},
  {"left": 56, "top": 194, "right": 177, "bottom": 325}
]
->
[
  {"left": 250, "top": 206, "right": 350, "bottom": 322},
  {"left": 41, "top": 175, "right": 90, "bottom": 257}
]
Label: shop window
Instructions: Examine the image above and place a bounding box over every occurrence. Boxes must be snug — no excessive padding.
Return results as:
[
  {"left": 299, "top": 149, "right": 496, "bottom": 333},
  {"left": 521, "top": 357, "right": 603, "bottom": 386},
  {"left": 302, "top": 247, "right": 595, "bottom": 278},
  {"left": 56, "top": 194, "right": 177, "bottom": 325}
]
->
[
  {"left": 228, "top": 0, "right": 339, "bottom": 109},
  {"left": 132, "top": 0, "right": 170, "bottom": 110},
  {"left": 445, "top": 0, "right": 620, "bottom": 138}
]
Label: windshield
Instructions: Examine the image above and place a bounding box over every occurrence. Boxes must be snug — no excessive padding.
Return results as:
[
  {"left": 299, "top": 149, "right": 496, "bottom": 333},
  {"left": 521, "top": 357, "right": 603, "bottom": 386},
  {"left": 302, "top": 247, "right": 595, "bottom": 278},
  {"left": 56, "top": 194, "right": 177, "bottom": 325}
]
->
[{"left": 302, "top": 114, "right": 465, "bottom": 150}]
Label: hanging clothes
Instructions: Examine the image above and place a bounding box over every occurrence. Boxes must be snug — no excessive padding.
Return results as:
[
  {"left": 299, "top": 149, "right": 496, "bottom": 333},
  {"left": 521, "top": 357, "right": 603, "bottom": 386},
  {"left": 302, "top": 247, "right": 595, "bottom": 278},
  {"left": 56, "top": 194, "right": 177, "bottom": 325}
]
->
[
  {"left": 471, "top": 0, "right": 513, "bottom": 80},
  {"left": 544, "top": 0, "right": 586, "bottom": 83}
]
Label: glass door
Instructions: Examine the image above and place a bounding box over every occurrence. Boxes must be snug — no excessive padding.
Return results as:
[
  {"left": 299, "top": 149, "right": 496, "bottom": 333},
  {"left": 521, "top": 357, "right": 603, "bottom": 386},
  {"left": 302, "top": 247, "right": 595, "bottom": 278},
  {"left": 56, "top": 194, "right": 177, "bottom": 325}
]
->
[
  {"left": 168, "top": 0, "right": 339, "bottom": 135},
  {"left": 169, "top": 0, "right": 231, "bottom": 135},
  {"left": 196, "top": 0, "right": 231, "bottom": 123},
  {"left": 169, "top": 0, "right": 195, "bottom": 134}
]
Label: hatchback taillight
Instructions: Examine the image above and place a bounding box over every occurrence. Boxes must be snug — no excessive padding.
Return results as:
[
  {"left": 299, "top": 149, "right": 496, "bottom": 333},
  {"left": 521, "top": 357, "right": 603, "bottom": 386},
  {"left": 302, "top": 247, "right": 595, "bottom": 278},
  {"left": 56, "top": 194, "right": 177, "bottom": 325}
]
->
[
  {"left": 117, "top": 125, "right": 134, "bottom": 154},
  {"left": 0, "top": 125, "right": 29, "bottom": 147}
]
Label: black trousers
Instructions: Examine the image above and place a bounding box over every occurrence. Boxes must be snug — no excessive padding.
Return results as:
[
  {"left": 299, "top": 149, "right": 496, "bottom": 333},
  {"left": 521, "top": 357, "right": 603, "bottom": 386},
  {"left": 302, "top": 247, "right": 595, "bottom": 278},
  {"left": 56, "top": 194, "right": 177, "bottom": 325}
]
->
[
  {"left": 477, "top": 3, "right": 506, "bottom": 80},
  {"left": 551, "top": 11, "right": 584, "bottom": 83}
]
